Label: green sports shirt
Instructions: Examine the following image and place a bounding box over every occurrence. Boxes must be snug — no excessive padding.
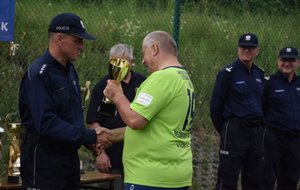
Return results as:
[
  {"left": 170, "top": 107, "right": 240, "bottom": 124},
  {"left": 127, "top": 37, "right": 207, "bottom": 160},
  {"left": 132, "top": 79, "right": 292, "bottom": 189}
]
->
[{"left": 123, "top": 66, "right": 195, "bottom": 188}]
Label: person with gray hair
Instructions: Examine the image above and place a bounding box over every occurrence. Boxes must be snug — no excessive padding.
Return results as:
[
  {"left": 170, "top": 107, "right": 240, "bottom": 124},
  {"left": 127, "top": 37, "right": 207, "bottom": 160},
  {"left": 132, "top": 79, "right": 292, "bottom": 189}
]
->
[
  {"left": 86, "top": 43, "right": 145, "bottom": 190},
  {"left": 103, "top": 31, "right": 195, "bottom": 190},
  {"left": 109, "top": 43, "right": 135, "bottom": 63},
  {"left": 210, "top": 33, "right": 264, "bottom": 190}
]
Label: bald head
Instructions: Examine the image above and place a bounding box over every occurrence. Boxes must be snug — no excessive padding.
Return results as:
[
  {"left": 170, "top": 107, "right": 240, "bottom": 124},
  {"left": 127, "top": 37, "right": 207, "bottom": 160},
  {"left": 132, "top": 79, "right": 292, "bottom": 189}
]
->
[
  {"left": 143, "top": 30, "right": 178, "bottom": 56},
  {"left": 109, "top": 44, "right": 134, "bottom": 64}
]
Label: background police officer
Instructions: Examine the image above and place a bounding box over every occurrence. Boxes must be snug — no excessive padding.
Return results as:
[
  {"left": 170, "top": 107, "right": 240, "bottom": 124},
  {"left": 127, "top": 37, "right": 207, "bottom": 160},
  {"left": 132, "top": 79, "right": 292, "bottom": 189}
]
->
[
  {"left": 210, "top": 33, "right": 264, "bottom": 190},
  {"left": 263, "top": 47, "right": 300, "bottom": 190}
]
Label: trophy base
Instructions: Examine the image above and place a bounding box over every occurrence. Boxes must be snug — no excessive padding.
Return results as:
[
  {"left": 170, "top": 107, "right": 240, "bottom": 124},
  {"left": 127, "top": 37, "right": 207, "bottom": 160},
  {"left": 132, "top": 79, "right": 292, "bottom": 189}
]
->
[
  {"left": 97, "top": 103, "right": 117, "bottom": 117},
  {"left": 7, "top": 175, "right": 20, "bottom": 184}
]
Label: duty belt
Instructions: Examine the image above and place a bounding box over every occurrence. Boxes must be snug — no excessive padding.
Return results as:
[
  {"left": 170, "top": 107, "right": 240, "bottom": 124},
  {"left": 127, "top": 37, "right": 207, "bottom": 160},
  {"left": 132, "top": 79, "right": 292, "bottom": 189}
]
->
[
  {"left": 227, "top": 117, "right": 262, "bottom": 126},
  {"left": 23, "top": 131, "right": 80, "bottom": 150},
  {"left": 270, "top": 127, "right": 300, "bottom": 137}
]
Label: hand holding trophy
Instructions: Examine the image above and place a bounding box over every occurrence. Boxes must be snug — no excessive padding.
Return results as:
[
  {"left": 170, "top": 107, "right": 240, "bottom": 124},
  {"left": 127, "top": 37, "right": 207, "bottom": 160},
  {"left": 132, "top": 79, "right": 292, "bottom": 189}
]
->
[{"left": 97, "top": 58, "right": 130, "bottom": 117}]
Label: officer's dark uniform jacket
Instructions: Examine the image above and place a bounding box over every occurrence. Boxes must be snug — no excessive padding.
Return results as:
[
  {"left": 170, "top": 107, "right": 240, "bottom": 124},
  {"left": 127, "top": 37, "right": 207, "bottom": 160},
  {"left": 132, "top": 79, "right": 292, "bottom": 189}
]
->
[
  {"left": 263, "top": 71, "right": 300, "bottom": 132},
  {"left": 19, "top": 50, "right": 97, "bottom": 149},
  {"left": 210, "top": 59, "right": 264, "bottom": 132},
  {"left": 86, "top": 72, "right": 145, "bottom": 169}
]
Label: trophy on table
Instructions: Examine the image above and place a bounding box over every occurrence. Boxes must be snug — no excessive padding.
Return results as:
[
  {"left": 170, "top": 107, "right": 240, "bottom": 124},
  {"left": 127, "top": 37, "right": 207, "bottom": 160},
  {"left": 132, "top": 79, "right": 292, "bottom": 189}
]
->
[
  {"left": 5, "top": 112, "right": 22, "bottom": 183},
  {"left": 97, "top": 58, "right": 130, "bottom": 117}
]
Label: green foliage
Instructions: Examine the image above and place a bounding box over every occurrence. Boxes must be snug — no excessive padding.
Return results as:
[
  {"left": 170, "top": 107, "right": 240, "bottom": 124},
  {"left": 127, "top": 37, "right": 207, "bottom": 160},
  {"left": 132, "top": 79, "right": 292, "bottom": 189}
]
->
[{"left": 181, "top": 0, "right": 299, "bottom": 15}]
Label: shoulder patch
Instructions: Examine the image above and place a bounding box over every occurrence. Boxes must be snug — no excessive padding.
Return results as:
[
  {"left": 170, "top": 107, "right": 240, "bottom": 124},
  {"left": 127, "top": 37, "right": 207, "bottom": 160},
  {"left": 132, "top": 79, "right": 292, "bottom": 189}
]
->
[
  {"left": 225, "top": 66, "right": 234, "bottom": 72},
  {"left": 135, "top": 92, "right": 153, "bottom": 107}
]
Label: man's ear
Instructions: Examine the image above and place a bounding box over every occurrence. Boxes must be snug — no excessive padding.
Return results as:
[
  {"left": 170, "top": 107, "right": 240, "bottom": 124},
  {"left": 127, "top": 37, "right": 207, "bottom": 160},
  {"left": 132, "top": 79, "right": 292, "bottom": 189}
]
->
[
  {"left": 151, "top": 43, "right": 159, "bottom": 56},
  {"left": 255, "top": 47, "right": 260, "bottom": 56},
  {"left": 56, "top": 33, "right": 64, "bottom": 45}
]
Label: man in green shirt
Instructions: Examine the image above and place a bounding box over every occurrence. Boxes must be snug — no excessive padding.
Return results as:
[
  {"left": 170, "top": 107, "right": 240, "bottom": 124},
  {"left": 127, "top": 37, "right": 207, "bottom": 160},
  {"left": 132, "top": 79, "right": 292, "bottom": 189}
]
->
[{"left": 104, "top": 30, "right": 195, "bottom": 190}]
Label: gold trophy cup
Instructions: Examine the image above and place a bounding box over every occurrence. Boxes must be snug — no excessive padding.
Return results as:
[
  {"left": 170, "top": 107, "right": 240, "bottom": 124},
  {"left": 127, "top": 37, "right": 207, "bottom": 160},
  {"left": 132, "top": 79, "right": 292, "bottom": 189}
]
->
[
  {"left": 97, "top": 58, "right": 130, "bottom": 117},
  {"left": 5, "top": 112, "right": 22, "bottom": 183}
]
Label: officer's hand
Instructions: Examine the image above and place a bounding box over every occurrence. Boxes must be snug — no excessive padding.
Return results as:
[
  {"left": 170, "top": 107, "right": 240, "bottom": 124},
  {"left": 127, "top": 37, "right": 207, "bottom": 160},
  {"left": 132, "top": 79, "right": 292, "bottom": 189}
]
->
[
  {"left": 96, "top": 151, "right": 111, "bottom": 173},
  {"left": 95, "top": 127, "right": 113, "bottom": 149}
]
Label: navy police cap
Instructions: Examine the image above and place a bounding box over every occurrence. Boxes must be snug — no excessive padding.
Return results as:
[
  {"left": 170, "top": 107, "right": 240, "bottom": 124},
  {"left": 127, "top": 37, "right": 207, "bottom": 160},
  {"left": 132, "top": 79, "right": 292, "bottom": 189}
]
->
[
  {"left": 278, "top": 47, "right": 299, "bottom": 59},
  {"left": 238, "top": 33, "right": 258, "bottom": 48},
  {"left": 48, "top": 13, "right": 96, "bottom": 40}
]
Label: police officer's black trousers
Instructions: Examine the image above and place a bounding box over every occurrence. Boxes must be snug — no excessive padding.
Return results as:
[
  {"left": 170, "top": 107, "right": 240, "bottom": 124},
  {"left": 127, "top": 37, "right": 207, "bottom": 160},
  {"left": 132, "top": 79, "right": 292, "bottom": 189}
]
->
[
  {"left": 263, "top": 127, "right": 300, "bottom": 190},
  {"left": 20, "top": 133, "right": 81, "bottom": 190},
  {"left": 215, "top": 120, "right": 264, "bottom": 190}
]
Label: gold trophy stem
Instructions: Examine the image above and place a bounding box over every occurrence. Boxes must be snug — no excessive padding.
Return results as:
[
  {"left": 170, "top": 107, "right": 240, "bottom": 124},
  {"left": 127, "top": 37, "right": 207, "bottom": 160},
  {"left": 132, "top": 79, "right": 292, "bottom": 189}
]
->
[{"left": 98, "top": 58, "right": 130, "bottom": 117}]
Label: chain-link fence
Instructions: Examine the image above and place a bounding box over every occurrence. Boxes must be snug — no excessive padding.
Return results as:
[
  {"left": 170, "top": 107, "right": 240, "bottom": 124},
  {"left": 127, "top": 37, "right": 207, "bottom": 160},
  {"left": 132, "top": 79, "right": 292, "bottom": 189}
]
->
[{"left": 1, "top": 0, "right": 300, "bottom": 189}]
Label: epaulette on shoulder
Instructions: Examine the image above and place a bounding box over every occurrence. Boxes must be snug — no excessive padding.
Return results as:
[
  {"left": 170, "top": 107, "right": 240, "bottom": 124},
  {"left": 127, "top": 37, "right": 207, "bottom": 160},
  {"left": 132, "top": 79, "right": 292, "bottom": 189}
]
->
[
  {"left": 265, "top": 73, "right": 279, "bottom": 80},
  {"left": 265, "top": 73, "right": 278, "bottom": 80},
  {"left": 28, "top": 62, "right": 48, "bottom": 80},
  {"left": 225, "top": 66, "right": 234, "bottom": 73},
  {"left": 256, "top": 65, "right": 265, "bottom": 73},
  {"left": 38, "top": 63, "right": 48, "bottom": 75}
]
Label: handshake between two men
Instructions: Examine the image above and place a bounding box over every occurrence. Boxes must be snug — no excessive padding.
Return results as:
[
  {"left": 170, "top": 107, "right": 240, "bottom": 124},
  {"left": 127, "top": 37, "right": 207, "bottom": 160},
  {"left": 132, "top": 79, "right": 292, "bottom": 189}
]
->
[{"left": 89, "top": 126, "right": 125, "bottom": 156}]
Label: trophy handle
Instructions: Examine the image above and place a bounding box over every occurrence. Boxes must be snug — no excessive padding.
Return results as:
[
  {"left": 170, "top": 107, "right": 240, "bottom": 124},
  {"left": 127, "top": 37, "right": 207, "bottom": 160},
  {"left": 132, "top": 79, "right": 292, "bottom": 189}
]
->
[{"left": 81, "top": 80, "right": 91, "bottom": 109}]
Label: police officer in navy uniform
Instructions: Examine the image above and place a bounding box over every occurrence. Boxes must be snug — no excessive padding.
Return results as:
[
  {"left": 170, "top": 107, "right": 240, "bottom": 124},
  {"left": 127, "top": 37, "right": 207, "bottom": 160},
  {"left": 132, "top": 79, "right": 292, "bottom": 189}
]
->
[
  {"left": 210, "top": 33, "right": 264, "bottom": 190},
  {"left": 18, "top": 13, "right": 112, "bottom": 190},
  {"left": 263, "top": 47, "right": 300, "bottom": 190}
]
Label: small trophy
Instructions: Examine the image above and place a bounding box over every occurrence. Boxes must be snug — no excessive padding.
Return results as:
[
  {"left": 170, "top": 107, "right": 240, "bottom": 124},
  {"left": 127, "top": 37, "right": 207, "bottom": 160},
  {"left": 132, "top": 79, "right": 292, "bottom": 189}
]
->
[
  {"left": 97, "top": 58, "right": 130, "bottom": 117},
  {"left": 6, "top": 122, "right": 21, "bottom": 183},
  {"left": 4, "top": 112, "right": 21, "bottom": 183}
]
